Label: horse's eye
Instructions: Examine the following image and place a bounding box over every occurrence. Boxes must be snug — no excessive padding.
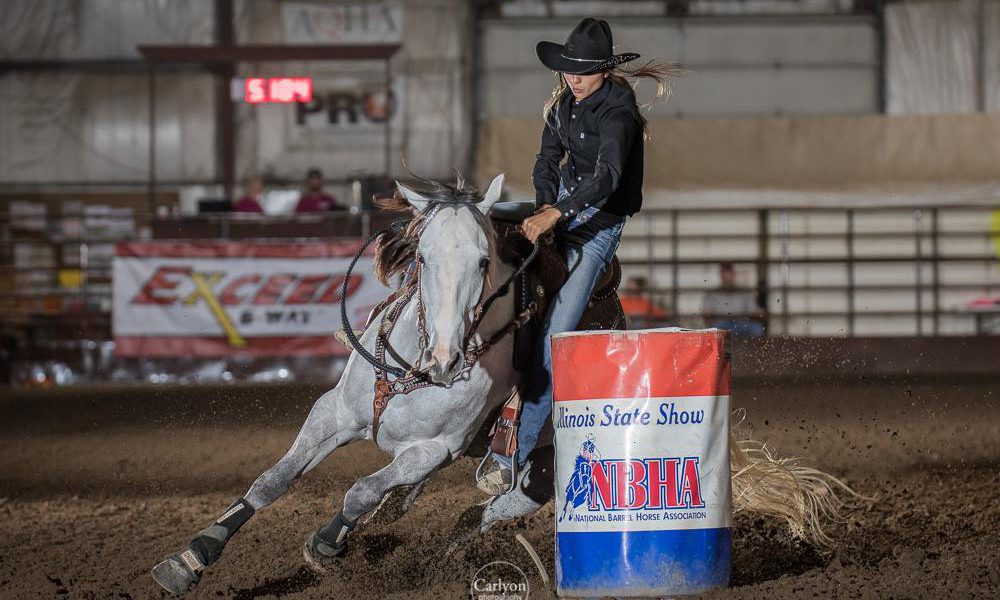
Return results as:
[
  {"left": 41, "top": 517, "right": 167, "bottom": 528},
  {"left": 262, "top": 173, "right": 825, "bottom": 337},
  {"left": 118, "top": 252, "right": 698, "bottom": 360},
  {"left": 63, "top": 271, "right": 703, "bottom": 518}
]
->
[
  {"left": 416, "top": 254, "right": 425, "bottom": 265},
  {"left": 479, "top": 257, "right": 490, "bottom": 270}
]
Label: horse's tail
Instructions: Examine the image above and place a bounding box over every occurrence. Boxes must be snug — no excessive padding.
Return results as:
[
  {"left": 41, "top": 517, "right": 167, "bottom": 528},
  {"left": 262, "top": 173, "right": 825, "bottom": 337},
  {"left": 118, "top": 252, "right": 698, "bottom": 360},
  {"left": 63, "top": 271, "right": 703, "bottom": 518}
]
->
[{"left": 729, "top": 413, "right": 871, "bottom": 548}]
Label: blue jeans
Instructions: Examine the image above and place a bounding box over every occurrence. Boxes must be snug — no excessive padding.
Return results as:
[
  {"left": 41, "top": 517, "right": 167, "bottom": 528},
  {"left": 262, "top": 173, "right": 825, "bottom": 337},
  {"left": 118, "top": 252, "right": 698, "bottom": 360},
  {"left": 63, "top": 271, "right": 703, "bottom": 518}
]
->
[{"left": 497, "top": 185, "right": 625, "bottom": 468}]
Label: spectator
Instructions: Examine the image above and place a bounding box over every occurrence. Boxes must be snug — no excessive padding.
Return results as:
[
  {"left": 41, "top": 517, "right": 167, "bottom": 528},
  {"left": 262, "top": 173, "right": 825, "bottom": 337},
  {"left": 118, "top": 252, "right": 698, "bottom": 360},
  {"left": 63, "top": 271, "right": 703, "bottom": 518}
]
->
[
  {"left": 619, "top": 276, "right": 670, "bottom": 328},
  {"left": 702, "top": 262, "right": 765, "bottom": 336},
  {"left": 295, "top": 168, "right": 345, "bottom": 213},
  {"left": 232, "top": 177, "right": 265, "bottom": 213}
]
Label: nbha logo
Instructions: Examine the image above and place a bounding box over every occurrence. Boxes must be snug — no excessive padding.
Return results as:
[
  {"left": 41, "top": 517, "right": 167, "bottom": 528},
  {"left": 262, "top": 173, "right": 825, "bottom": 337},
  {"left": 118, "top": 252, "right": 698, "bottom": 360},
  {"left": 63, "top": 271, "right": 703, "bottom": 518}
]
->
[
  {"left": 559, "top": 439, "right": 705, "bottom": 523},
  {"left": 589, "top": 456, "right": 705, "bottom": 511}
]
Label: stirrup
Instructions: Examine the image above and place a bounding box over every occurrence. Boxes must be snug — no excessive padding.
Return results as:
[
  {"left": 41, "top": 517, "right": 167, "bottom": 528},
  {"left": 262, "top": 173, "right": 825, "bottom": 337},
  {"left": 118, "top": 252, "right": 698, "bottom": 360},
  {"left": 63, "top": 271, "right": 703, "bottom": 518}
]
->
[{"left": 475, "top": 453, "right": 518, "bottom": 496}]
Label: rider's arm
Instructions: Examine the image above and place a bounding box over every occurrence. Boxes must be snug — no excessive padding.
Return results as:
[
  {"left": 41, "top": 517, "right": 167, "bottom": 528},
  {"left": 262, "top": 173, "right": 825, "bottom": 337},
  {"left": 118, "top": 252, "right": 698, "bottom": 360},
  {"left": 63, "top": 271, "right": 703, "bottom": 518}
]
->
[
  {"left": 551, "top": 106, "right": 638, "bottom": 222},
  {"left": 531, "top": 118, "right": 564, "bottom": 210}
]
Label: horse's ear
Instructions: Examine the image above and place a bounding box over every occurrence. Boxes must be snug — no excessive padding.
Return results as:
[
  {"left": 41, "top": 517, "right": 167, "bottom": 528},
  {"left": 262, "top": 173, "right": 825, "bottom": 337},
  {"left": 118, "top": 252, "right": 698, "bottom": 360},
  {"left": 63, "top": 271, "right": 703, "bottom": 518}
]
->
[
  {"left": 478, "top": 173, "right": 504, "bottom": 215},
  {"left": 396, "top": 181, "right": 430, "bottom": 212}
]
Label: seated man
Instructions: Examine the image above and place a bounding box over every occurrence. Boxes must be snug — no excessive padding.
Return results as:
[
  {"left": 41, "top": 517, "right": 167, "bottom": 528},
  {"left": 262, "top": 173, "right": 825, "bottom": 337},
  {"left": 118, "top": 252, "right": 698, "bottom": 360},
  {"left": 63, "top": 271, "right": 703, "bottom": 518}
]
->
[
  {"left": 702, "top": 262, "right": 765, "bottom": 337},
  {"left": 295, "top": 168, "right": 346, "bottom": 213}
]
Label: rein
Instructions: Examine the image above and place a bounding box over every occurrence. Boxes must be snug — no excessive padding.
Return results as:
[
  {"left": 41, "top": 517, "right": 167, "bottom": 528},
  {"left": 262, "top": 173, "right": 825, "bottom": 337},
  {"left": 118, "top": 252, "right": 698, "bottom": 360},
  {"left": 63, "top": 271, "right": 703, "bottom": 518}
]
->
[{"left": 339, "top": 219, "right": 412, "bottom": 377}]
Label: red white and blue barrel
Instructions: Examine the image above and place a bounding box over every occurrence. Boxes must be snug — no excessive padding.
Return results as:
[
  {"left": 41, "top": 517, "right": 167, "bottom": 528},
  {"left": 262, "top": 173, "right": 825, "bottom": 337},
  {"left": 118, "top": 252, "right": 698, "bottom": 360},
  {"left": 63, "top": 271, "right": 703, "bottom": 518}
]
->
[{"left": 551, "top": 328, "right": 732, "bottom": 597}]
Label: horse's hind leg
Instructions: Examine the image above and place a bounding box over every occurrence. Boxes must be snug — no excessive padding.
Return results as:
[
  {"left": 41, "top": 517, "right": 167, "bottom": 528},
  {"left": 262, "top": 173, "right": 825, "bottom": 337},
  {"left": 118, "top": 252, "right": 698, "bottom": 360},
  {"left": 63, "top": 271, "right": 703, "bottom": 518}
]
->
[
  {"left": 152, "top": 387, "right": 361, "bottom": 595},
  {"left": 304, "top": 440, "right": 449, "bottom": 571}
]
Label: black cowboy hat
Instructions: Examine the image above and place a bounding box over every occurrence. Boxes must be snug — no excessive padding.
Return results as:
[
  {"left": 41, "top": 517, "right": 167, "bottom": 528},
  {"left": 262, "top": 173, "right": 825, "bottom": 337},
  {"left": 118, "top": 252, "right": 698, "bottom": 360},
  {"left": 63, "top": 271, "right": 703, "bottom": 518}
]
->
[{"left": 536, "top": 18, "right": 640, "bottom": 75}]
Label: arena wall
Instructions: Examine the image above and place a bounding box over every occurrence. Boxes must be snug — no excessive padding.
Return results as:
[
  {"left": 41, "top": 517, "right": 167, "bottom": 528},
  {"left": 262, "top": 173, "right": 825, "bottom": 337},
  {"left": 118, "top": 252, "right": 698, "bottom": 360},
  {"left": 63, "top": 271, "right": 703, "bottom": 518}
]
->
[
  {"left": 479, "top": 15, "right": 880, "bottom": 118},
  {"left": 477, "top": 112, "right": 1000, "bottom": 195}
]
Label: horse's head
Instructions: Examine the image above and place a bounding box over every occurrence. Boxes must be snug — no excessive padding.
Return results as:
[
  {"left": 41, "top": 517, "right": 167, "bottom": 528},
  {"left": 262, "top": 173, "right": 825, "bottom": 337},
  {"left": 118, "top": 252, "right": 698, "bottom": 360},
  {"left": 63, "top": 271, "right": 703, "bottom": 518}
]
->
[{"left": 396, "top": 174, "right": 504, "bottom": 385}]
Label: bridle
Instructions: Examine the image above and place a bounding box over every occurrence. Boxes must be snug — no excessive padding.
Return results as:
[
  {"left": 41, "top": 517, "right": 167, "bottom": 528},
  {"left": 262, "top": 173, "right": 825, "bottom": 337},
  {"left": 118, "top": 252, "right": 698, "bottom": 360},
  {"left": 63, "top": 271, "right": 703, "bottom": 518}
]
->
[{"left": 340, "top": 203, "right": 540, "bottom": 382}]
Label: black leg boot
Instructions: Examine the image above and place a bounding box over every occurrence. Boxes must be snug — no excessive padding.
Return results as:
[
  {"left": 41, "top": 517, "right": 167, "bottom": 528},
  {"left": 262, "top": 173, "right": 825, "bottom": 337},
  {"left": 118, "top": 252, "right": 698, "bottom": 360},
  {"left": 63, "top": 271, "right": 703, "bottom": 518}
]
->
[
  {"left": 303, "top": 511, "right": 355, "bottom": 572},
  {"left": 151, "top": 498, "right": 255, "bottom": 595},
  {"left": 190, "top": 498, "right": 256, "bottom": 565}
]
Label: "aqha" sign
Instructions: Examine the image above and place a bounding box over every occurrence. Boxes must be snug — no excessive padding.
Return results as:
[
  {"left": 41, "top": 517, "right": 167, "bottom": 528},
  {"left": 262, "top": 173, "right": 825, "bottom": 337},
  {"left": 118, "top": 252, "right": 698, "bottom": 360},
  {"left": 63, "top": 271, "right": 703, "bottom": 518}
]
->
[{"left": 282, "top": 1, "right": 404, "bottom": 45}]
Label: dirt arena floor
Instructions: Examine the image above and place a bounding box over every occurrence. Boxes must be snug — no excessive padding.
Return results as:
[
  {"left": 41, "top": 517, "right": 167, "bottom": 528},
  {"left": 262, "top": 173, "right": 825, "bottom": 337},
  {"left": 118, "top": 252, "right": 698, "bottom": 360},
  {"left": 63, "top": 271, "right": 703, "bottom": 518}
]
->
[{"left": 1, "top": 374, "right": 998, "bottom": 599}]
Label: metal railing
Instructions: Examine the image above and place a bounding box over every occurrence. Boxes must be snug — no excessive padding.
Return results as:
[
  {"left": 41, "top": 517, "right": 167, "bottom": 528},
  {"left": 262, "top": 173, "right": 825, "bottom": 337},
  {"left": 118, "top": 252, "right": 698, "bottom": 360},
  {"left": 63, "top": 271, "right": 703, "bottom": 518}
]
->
[
  {"left": 617, "top": 205, "right": 1000, "bottom": 336},
  {"left": 1, "top": 204, "right": 998, "bottom": 361}
]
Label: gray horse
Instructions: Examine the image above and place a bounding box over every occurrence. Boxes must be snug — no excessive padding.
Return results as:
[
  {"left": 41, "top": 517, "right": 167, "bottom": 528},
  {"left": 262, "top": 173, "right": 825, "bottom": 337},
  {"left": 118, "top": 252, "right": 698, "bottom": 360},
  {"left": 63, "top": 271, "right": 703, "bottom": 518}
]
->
[{"left": 151, "top": 174, "right": 541, "bottom": 594}]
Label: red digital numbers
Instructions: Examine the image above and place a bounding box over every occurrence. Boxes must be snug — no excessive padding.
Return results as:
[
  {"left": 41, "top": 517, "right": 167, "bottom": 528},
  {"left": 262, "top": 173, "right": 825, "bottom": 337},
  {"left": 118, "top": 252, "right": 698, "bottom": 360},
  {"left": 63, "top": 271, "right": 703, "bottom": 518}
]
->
[
  {"left": 245, "top": 78, "right": 267, "bottom": 103},
  {"left": 244, "top": 77, "right": 313, "bottom": 104}
]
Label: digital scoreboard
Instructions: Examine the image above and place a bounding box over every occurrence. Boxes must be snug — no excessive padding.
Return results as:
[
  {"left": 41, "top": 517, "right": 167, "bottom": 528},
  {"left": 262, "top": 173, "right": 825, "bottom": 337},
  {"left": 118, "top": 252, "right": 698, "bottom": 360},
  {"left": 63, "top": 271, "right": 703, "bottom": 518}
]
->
[{"left": 241, "top": 77, "right": 313, "bottom": 104}]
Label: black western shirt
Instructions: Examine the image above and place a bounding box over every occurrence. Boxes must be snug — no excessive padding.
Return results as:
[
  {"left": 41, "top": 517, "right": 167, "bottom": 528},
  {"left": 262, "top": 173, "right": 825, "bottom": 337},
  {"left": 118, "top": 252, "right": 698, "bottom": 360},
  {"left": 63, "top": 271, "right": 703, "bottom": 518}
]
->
[{"left": 532, "top": 79, "right": 644, "bottom": 223}]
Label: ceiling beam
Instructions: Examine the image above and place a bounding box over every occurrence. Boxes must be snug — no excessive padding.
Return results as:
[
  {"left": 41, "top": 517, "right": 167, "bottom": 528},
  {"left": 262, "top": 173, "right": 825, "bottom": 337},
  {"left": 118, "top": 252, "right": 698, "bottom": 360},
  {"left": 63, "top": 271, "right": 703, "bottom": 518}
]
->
[{"left": 138, "top": 44, "right": 402, "bottom": 64}]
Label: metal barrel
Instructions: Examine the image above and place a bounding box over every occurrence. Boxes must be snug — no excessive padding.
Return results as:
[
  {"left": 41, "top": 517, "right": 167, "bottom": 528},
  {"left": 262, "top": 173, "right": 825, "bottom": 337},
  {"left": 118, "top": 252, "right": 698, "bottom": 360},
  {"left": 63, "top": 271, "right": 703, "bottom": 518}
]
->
[{"left": 551, "top": 328, "right": 732, "bottom": 597}]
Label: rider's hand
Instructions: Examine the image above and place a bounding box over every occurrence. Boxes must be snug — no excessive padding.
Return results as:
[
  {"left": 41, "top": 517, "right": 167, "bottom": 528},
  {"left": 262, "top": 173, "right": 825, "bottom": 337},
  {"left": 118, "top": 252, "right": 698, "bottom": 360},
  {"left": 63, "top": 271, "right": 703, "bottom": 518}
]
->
[{"left": 522, "top": 206, "right": 562, "bottom": 243}]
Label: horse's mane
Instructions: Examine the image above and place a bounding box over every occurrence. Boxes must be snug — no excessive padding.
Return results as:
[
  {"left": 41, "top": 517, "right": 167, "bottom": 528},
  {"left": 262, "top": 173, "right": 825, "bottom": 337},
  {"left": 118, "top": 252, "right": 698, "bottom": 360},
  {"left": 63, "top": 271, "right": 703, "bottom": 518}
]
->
[{"left": 372, "top": 174, "right": 496, "bottom": 287}]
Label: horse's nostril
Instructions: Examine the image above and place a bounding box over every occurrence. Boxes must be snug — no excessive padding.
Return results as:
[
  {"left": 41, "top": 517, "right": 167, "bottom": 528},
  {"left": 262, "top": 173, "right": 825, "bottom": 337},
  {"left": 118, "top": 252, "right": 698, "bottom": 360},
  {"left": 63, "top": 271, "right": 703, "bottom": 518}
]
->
[{"left": 448, "top": 352, "right": 462, "bottom": 371}]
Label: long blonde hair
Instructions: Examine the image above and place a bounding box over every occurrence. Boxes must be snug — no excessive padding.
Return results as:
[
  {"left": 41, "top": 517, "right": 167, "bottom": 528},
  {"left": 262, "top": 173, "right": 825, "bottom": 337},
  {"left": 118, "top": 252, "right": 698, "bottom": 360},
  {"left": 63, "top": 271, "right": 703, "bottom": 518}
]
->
[{"left": 542, "top": 60, "right": 684, "bottom": 139}]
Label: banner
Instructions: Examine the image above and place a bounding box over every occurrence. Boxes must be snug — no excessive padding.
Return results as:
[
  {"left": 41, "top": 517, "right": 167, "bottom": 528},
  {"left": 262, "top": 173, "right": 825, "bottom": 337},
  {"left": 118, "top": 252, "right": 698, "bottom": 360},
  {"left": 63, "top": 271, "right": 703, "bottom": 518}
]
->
[
  {"left": 282, "top": 1, "right": 404, "bottom": 45},
  {"left": 112, "top": 241, "right": 388, "bottom": 357}
]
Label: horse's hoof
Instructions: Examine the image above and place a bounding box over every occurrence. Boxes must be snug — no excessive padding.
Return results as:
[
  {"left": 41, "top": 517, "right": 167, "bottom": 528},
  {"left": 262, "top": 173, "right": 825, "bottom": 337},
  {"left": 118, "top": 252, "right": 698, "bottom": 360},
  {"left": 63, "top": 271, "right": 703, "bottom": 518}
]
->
[
  {"left": 302, "top": 531, "right": 347, "bottom": 573},
  {"left": 150, "top": 551, "right": 202, "bottom": 595}
]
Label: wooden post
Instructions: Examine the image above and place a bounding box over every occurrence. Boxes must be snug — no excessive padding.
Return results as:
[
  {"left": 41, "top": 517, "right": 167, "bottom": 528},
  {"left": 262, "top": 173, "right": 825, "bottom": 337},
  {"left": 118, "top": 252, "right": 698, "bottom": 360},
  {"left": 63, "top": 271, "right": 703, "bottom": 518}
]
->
[
  {"left": 757, "top": 209, "right": 770, "bottom": 334},
  {"left": 847, "top": 209, "right": 855, "bottom": 336},
  {"left": 216, "top": 0, "right": 236, "bottom": 200},
  {"left": 148, "top": 66, "right": 157, "bottom": 214}
]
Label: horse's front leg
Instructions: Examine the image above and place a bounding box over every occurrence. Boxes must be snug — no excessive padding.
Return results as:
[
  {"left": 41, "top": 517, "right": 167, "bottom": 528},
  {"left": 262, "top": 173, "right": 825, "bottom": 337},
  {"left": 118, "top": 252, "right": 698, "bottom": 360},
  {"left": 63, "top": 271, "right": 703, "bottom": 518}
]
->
[
  {"left": 151, "top": 387, "right": 364, "bottom": 594},
  {"left": 244, "top": 389, "right": 365, "bottom": 509},
  {"left": 303, "top": 440, "right": 450, "bottom": 571}
]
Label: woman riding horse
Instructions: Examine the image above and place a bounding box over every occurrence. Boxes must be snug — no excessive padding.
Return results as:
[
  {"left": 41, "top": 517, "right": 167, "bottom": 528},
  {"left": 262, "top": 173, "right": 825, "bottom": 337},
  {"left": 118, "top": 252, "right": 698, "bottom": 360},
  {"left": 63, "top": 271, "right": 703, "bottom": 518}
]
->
[
  {"left": 150, "top": 21, "right": 854, "bottom": 593},
  {"left": 477, "top": 18, "right": 680, "bottom": 494}
]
